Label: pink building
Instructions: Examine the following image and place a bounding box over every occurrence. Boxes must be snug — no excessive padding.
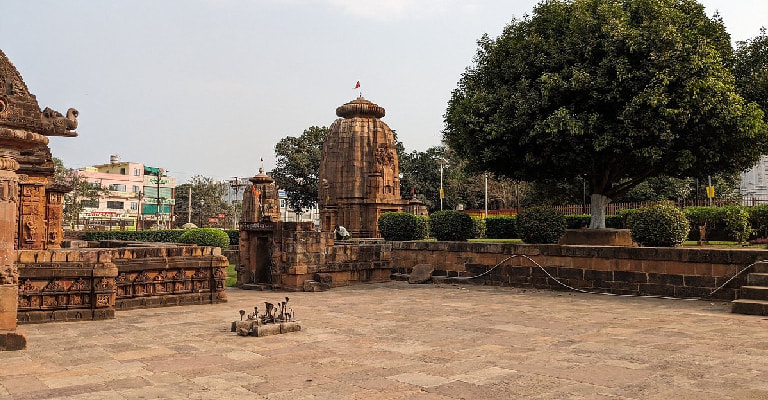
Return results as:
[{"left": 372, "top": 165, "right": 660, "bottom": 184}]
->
[{"left": 75, "top": 155, "right": 176, "bottom": 230}]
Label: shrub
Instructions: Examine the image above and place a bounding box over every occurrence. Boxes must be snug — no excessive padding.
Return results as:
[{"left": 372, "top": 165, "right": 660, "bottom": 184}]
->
[
  {"left": 605, "top": 214, "right": 626, "bottom": 229},
  {"left": 224, "top": 229, "right": 239, "bottom": 246},
  {"left": 486, "top": 216, "right": 518, "bottom": 239},
  {"left": 627, "top": 204, "right": 689, "bottom": 247},
  {"left": 429, "top": 211, "right": 474, "bottom": 241},
  {"left": 749, "top": 205, "right": 768, "bottom": 238},
  {"left": 683, "top": 206, "right": 729, "bottom": 241},
  {"left": 517, "top": 207, "right": 566, "bottom": 244},
  {"left": 378, "top": 212, "right": 429, "bottom": 241},
  {"left": 565, "top": 215, "right": 590, "bottom": 229},
  {"left": 471, "top": 217, "right": 486, "bottom": 239},
  {"left": 723, "top": 206, "right": 752, "bottom": 243},
  {"left": 178, "top": 228, "right": 230, "bottom": 250},
  {"left": 84, "top": 230, "right": 185, "bottom": 243}
]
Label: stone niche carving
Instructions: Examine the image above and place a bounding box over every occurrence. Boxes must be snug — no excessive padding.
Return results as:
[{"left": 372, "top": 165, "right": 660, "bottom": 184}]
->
[{"left": 318, "top": 97, "right": 408, "bottom": 238}]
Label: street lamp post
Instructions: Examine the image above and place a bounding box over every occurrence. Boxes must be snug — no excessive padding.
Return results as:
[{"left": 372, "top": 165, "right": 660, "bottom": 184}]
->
[
  {"left": 484, "top": 173, "right": 488, "bottom": 219},
  {"left": 440, "top": 162, "right": 444, "bottom": 211},
  {"left": 199, "top": 199, "right": 205, "bottom": 228}
]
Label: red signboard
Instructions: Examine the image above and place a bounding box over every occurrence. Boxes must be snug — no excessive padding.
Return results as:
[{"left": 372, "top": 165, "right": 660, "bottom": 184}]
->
[{"left": 208, "top": 217, "right": 219, "bottom": 223}]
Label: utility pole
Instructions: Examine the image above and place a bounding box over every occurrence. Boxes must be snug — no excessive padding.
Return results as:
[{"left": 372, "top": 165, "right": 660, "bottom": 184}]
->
[{"left": 187, "top": 186, "right": 192, "bottom": 224}]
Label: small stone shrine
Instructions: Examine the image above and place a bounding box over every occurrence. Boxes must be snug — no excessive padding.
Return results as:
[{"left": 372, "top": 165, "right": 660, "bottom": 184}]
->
[
  {"left": 1, "top": 49, "right": 78, "bottom": 350},
  {"left": 318, "top": 97, "right": 409, "bottom": 238},
  {"left": 237, "top": 167, "right": 282, "bottom": 288}
]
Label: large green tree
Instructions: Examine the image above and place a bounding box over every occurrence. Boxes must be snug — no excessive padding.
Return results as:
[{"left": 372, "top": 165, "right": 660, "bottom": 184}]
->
[
  {"left": 173, "top": 176, "right": 232, "bottom": 228},
  {"left": 271, "top": 126, "right": 328, "bottom": 215},
  {"left": 444, "top": 0, "right": 768, "bottom": 228},
  {"left": 734, "top": 28, "right": 768, "bottom": 114}
]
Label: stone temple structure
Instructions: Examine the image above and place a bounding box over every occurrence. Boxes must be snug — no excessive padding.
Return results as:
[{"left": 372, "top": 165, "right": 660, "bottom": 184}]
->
[
  {"left": 319, "top": 97, "right": 408, "bottom": 238},
  {"left": 1, "top": 49, "right": 79, "bottom": 350}
]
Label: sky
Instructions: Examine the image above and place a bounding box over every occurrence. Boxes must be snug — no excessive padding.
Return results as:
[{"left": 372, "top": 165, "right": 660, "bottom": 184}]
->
[{"left": 1, "top": 0, "right": 766, "bottom": 184}]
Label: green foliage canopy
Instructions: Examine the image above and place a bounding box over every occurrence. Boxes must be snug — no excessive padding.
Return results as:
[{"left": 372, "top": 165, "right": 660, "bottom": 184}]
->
[
  {"left": 271, "top": 126, "right": 328, "bottom": 214},
  {"left": 444, "top": 0, "right": 768, "bottom": 227}
]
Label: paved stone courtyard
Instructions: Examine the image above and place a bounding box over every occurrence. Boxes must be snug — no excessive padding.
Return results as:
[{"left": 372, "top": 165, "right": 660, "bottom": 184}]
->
[{"left": 2, "top": 281, "right": 768, "bottom": 399}]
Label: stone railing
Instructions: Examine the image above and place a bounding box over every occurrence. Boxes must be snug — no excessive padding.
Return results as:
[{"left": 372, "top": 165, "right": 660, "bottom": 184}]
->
[
  {"left": 392, "top": 242, "right": 768, "bottom": 300},
  {"left": 16, "top": 244, "right": 228, "bottom": 323}
]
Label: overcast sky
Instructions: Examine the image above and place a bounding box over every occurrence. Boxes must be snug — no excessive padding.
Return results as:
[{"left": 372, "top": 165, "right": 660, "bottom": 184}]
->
[{"left": 2, "top": 0, "right": 766, "bottom": 184}]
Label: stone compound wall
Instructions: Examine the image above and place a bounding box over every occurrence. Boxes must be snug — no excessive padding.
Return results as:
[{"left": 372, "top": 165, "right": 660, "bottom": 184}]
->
[
  {"left": 268, "top": 222, "right": 392, "bottom": 290},
  {"left": 392, "top": 242, "right": 768, "bottom": 300},
  {"left": 16, "top": 244, "right": 227, "bottom": 323}
]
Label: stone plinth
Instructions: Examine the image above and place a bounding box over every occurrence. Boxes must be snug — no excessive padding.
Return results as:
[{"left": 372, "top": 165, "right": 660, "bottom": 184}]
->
[{"left": 318, "top": 97, "right": 409, "bottom": 238}]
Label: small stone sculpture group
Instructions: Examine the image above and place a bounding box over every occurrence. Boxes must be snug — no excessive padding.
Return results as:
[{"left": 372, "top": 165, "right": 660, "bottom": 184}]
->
[{"left": 231, "top": 297, "right": 301, "bottom": 337}]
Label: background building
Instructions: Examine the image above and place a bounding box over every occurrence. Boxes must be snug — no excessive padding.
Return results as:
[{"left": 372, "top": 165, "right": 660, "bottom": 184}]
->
[{"left": 75, "top": 155, "right": 176, "bottom": 230}]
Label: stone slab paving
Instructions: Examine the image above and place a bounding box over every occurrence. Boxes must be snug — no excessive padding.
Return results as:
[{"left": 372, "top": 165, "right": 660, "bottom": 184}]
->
[{"left": 2, "top": 282, "right": 768, "bottom": 399}]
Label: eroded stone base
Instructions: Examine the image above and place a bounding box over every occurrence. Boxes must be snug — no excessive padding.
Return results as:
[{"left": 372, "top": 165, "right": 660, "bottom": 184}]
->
[
  {"left": 231, "top": 320, "right": 301, "bottom": 337},
  {"left": 0, "top": 330, "right": 27, "bottom": 351}
]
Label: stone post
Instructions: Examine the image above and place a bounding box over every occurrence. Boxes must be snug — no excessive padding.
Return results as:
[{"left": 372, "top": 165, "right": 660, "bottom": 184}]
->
[{"left": 0, "top": 151, "right": 26, "bottom": 350}]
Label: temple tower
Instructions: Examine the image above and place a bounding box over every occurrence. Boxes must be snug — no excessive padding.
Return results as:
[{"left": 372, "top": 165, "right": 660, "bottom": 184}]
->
[
  {"left": 319, "top": 97, "right": 407, "bottom": 238},
  {"left": 0, "top": 49, "right": 78, "bottom": 350}
]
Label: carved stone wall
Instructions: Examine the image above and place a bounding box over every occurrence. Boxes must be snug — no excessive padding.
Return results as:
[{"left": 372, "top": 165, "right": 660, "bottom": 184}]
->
[
  {"left": 16, "top": 249, "right": 117, "bottom": 323},
  {"left": 318, "top": 97, "right": 408, "bottom": 238},
  {"left": 16, "top": 245, "right": 227, "bottom": 322},
  {"left": 18, "top": 176, "right": 47, "bottom": 250},
  {"left": 111, "top": 245, "right": 227, "bottom": 310},
  {"left": 45, "top": 184, "right": 67, "bottom": 249}
]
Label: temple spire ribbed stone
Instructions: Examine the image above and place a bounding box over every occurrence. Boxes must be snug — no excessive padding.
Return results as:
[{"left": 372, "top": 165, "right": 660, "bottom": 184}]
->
[{"left": 319, "top": 97, "right": 408, "bottom": 238}]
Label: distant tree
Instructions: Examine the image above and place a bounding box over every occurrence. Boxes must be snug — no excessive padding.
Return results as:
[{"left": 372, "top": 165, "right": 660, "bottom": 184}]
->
[
  {"left": 271, "top": 126, "right": 328, "bottom": 215},
  {"left": 444, "top": 0, "right": 768, "bottom": 229},
  {"left": 734, "top": 28, "right": 768, "bottom": 115},
  {"left": 173, "top": 176, "right": 231, "bottom": 228},
  {"left": 52, "top": 157, "right": 109, "bottom": 228}
]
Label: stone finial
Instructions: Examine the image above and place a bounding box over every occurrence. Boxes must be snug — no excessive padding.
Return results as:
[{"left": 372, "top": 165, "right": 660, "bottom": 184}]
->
[{"left": 335, "top": 97, "right": 386, "bottom": 119}]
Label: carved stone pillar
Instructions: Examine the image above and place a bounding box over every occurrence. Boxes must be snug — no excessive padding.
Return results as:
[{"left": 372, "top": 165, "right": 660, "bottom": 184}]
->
[
  {"left": 18, "top": 176, "right": 47, "bottom": 250},
  {"left": 45, "top": 184, "right": 68, "bottom": 249},
  {"left": 0, "top": 151, "right": 25, "bottom": 350}
]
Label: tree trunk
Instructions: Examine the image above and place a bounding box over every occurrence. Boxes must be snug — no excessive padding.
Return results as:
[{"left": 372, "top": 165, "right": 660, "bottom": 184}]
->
[{"left": 589, "top": 193, "right": 611, "bottom": 229}]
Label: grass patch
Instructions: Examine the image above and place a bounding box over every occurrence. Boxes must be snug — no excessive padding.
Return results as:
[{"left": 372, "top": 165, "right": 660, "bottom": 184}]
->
[{"left": 225, "top": 263, "right": 237, "bottom": 287}]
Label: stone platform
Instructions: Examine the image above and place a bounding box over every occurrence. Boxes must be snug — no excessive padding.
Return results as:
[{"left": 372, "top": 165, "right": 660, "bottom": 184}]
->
[{"left": 2, "top": 282, "right": 767, "bottom": 398}]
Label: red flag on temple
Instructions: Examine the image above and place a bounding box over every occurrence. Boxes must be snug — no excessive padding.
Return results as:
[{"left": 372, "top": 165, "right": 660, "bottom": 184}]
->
[{"left": 354, "top": 81, "right": 361, "bottom": 89}]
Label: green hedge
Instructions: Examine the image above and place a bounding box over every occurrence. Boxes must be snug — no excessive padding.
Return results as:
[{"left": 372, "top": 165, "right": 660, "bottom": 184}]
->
[
  {"left": 378, "top": 212, "right": 429, "bottom": 241},
  {"left": 749, "top": 205, "right": 768, "bottom": 238},
  {"left": 627, "top": 204, "right": 689, "bottom": 247},
  {"left": 471, "top": 216, "right": 486, "bottom": 239},
  {"left": 224, "top": 230, "right": 239, "bottom": 246},
  {"left": 84, "top": 230, "right": 186, "bottom": 243},
  {"left": 517, "top": 207, "right": 566, "bottom": 244},
  {"left": 179, "top": 228, "right": 230, "bottom": 250},
  {"left": 486, "top": 216, "right": 518, "bottom": 239},
  {"left": 429, "top": 210, "right": 474, "bottom": 241}
]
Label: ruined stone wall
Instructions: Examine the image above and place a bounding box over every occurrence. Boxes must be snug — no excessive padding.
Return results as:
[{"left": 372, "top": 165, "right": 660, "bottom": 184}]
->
[
  {"left": 269, "top": 222, "right": 392, "bottom": 290},
  {"left": 16, "top": 245, "right": 227, "bottom": 323},
  {"left": 16, "top": 249, "right": 117, "bottom": 323},
  {"left": 391, "top": 242, "right": 768, "bottom": 300}
]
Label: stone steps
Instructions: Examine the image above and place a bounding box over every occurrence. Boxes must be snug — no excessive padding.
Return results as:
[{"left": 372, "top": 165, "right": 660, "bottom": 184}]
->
[
  {"left": 732, "top": 299, "right": 768, "bottom": 316},
  {"left": 731, "top": 262, "right": 768, "bottom": 315}
]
